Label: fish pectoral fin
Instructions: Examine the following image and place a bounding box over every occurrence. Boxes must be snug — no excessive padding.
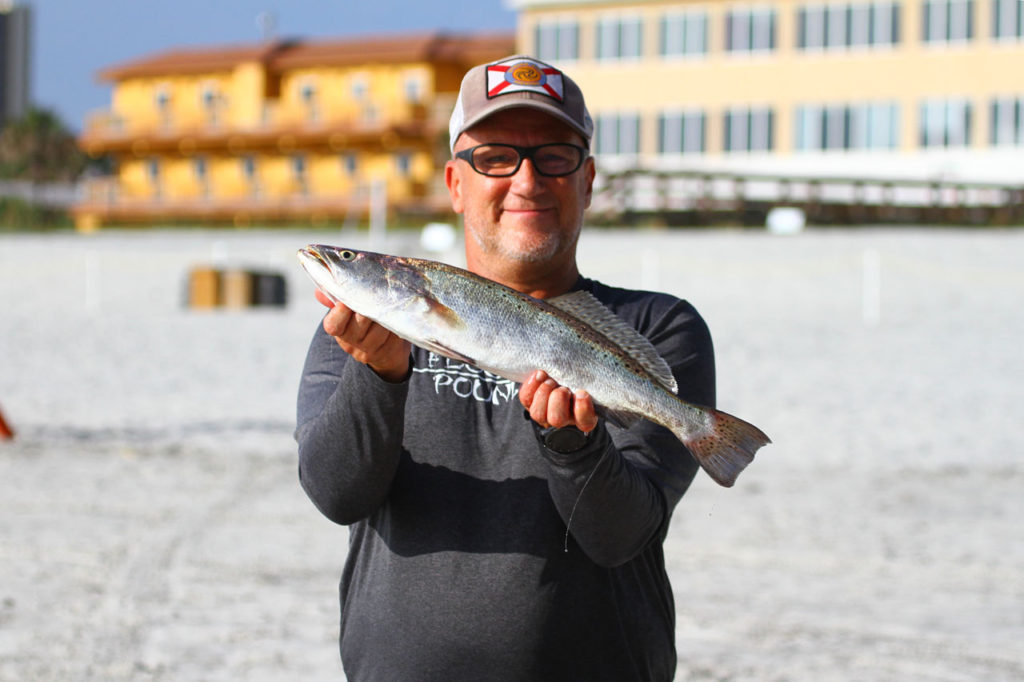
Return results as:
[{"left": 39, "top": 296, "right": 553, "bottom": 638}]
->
[
  {"left": 421, "top": 339, "right": 476, "bottom": 366},
  {"left": 422, "top": 296, "right": 465, "bottom": 330}
]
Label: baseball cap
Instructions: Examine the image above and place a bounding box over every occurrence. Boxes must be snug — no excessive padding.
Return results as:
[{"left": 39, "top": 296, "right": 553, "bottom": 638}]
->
[{"left": 448, "top": 55, "right": 594, "bottom": 153}]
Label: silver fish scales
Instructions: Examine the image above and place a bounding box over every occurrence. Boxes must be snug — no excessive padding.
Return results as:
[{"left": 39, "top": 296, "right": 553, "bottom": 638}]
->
[{"left": 298, "top": 244, "right": 770, "bottom": 487}]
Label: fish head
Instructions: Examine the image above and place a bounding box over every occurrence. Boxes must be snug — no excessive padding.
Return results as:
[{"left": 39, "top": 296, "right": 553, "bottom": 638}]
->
[
  {"left": 298, "top": 244, "right": 350, "bottom": 302},
  {"left": 298, "top": 244, "right": 420, "bottom": 314},
  {"left": 297, "top": 244, "right": 382, "bottom": 306}
]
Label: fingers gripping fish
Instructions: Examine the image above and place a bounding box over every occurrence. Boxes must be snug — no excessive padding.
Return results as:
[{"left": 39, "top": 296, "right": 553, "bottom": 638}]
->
[{"left": 298, "top": 244, "right": 770, "bottom": 487}]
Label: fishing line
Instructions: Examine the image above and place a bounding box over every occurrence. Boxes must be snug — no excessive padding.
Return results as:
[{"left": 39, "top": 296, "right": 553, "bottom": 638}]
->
[{"left": 563, "top": 448, "right": 611, "bottom": 553}]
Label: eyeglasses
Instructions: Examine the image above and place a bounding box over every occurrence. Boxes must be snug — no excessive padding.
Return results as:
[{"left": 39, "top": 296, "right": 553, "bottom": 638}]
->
[{"left": 454, "top": 143, "right": 588, "bottom": 178}]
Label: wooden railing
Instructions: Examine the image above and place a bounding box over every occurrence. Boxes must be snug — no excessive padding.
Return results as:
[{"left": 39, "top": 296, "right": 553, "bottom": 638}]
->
[{"left": 591, "top": 168, "right": 1024, "bottom": 226}]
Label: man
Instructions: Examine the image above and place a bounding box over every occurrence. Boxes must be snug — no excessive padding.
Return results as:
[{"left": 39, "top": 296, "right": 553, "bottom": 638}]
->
[{"left": 296, "top": 55, "right": 715, "bottom": 681}]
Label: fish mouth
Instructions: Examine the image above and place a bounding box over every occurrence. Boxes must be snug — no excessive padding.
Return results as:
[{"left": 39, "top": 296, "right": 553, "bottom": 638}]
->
[
  {"left": 297, "top": 245, "right": 342, "bottom": 304},
  {"left": 298, "top": 246, "right": 330, "bottom": 270}
]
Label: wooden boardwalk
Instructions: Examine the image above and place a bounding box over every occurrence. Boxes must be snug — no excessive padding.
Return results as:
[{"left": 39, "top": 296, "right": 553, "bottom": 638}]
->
[{"left": 591, "top": 168, "right": 1024, "bottom": 227}]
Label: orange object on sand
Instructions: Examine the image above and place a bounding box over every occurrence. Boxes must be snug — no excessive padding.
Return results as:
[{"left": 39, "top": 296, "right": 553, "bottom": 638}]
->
[{"left": 0, "top": 406, "right": 13, "bottom": 440}]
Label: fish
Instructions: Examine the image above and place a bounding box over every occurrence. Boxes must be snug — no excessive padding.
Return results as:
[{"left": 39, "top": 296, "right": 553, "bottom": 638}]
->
[{"left": 297, "top": 244, "right": 770, "bottom": 487}]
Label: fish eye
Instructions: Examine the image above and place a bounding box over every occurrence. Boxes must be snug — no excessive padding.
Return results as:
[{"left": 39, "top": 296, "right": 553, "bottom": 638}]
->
[{"left": 340, "top": 250, "right": 355, "bottom": 261}]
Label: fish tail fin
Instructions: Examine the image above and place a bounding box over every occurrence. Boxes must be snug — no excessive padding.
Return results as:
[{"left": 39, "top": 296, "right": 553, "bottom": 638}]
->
[{"left": 674, "top": 408, "right": 771, "bottom": 487}]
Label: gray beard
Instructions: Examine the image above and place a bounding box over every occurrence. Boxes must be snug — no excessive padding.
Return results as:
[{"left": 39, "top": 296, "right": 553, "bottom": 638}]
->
[{"left": 470, "top": 229, "right": 563, "bottom": 265}]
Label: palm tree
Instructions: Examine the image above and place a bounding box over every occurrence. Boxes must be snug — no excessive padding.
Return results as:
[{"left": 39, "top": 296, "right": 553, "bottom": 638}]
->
[{"left": 0, "top": 108, "right": 87, "bottom": 182}]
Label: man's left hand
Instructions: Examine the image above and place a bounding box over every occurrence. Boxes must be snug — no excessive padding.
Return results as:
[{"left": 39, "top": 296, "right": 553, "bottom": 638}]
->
[{"left": 519, "top": 370, "right": 598, "bottom": 433}]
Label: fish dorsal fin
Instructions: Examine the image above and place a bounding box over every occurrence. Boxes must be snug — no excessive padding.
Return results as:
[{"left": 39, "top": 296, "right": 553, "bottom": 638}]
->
[{"left": 547, "top": 290, "right": 678, "bottom": 394}]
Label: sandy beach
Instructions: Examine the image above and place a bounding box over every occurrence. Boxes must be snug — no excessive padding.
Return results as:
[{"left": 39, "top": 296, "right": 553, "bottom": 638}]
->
[{"left": 1, "top": 226, "right": 1022, "bottom": 681}]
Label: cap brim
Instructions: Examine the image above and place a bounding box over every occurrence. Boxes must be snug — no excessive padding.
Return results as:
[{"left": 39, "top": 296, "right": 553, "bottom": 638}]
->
[{"left": 454, "top": 97, "right": 591, "bottom": 149}]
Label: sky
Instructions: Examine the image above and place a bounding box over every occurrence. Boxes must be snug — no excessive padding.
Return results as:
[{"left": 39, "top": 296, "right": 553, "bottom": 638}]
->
[{"left": 28, "top": 0, "right": 518, "bottom": 132}]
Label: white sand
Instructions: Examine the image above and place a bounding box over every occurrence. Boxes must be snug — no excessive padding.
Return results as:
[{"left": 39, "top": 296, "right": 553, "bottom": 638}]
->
[{"left": 1, "top": 226, "right": 1022, "bottom": 681}]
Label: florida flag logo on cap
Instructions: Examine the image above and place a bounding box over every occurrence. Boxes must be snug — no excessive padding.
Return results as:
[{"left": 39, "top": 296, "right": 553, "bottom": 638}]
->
[{"left": 486, "top": 58, "right": 564, "bottom": 102}]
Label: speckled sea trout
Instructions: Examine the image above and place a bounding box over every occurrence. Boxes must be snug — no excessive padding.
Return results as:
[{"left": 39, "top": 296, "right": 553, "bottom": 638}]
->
[{"left": 297, "top": 244, "right": 769, "bottom": 487}]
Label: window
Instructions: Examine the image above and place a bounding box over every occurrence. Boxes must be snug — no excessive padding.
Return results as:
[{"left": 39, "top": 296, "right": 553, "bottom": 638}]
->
[
  {"left": 299, "top": 81, "right": 316, "bottom": 103},
  {"left": 194, "top": 156, "right": 210, "bottom": 197},
  {"left": 404, "top": 74, "right": 424, "bottom": 103},
  {"left": 723, "top": 107, "right": 774, "bottom": 152},
  {"left": 725, "top": 8, "right": 777, "bottom": 52},
  {"left": 919, "top": 98, "right": 972, "bottom": 147},
  {"left": 298, "top": 80, "right": 319, "bottom": 122},
  {"left": 990, "top": 96, "right": 1024, "bottom": 144},
  {"left": 395, "top": 153, "right": 412, "bottom": 176},
  {"left": 241, "top": 156, "right": 259, "bottom": 196},
  {"left": 594, "top": 113, "right": 641, "bottom": 155},
  {"left": 351, "top": 75, "right": 368, "bottom": 100},
  {"left": 147, "top": 158, "right": 161, "bottom": 197},
  {"left": 797, "top": 2, "right": 900, "bottom": 49},
  {"left": 154, "top": 85, "right": 171, "bottom": 112},
  {"left": 660, "top": 10, "right": 708, "bottom": 56},
  {"left": 922, "top": 0, "right": 974, "bottom": 42},
  {"left": 342, "top": 153, "right": 358, "bottom": 176},
  {"left": 658, "top": 111, "right": 706, "bottom": 153},
  {"left": 596, "top": 16, "right": 643, "bottom": 60},
  {"left": 827, "top": 4, "right": 849, "bottom": 46},
  {"left": 871, "top": 2, "right": 901, "bottom": 45},
  {"left": 824, "top": 105, "right": 850, "bottom": 149},
  {"left": 292, "top": 154, "right": 308, "bottom": 194},
  {"left": 798, "top": 5, "right": 827, "bottom": 48},
  {"left": 535, "top": 19, "right": 580, "bottom": 61},
  {"left": 849, "top": 3, "right": 871, "bottom": 45},
  {"left": 199, "top": 84, "right": 220, "bottom": 128},
  {"left": 795, "top": 107, "right": 822, "bottom": 149},
  {"left": 795, "top": 102, "right": 900, "bottom": 150},
  {"left": 361, "top": 104, "right": 379, "bottom": 125},
  {"left": 992, "top": 0, "right": 1024, "bottom": 38},
  {"left": 154, "top": 84, "right": 172, "bottom": 129},
  {"left": 200, "top": 85, "right": 218, "bottom": 110},
  {"left": 864, "top": 103, "right": 901, "bottom": 148}
]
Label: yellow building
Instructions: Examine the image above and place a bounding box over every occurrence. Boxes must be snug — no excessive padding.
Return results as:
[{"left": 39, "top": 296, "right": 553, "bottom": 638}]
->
[
  {"left": 74, "top": 32, "right": 514, "bottom": 231},
  {"left": 512, "top": 0, "right": 1024, "bottom": 184}
]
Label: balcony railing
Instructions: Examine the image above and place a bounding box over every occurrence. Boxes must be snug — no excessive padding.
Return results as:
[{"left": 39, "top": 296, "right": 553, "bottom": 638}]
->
[
  {"left": 73, "top": 175, "right": 453, "bottom": 224},
  {"left": 81, "top": 100, "right": 441, "bottom": 145}
]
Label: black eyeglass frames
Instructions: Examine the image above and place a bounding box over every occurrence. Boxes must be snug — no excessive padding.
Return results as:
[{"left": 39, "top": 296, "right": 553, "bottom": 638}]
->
[{"left": 454, "top": 143, "right": 588, "bottom": 178}]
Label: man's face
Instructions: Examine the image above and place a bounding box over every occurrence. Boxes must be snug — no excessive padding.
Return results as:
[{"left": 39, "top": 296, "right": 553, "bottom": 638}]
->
[{"left": 445, "top": 108, "right": 595, "bottom": 269}]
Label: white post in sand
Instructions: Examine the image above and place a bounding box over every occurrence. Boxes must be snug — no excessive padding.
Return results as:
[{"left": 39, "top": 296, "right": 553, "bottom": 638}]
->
[
  {"left": 369, "top": 179, "right": 387, "bottom": 249},
  {"left": 862, "top": 248, "right": 881, "bottom": 326},
  {"left": 211, "top": 240, "right": 228, "bottom": 267},
  {"left": 85, "top": 250, "right": 100, "bottom": 313}
]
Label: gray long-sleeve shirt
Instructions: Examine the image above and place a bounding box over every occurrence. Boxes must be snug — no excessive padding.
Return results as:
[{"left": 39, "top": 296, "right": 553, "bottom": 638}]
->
[{"left": 295, "top": 276, "right": 715, "bottom": 681}]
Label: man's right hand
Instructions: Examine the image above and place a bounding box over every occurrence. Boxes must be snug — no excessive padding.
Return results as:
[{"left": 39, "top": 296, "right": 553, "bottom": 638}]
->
[
  {"left": 519, "top": 370, "right": 599, "bottom": 433},
  {"left": 316, "top": 289, "right": 412, "bottom": 382}
]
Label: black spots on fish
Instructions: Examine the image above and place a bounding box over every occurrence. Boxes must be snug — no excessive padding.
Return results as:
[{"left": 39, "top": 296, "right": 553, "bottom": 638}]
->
[
  {"left": 553, "top": 310, "right": 650, "bottom": 377},
  {"left": 685, "top": 409, "right": 770, "bottom": 487}
]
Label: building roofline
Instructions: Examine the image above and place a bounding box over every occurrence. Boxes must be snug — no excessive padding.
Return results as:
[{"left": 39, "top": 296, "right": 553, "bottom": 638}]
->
[
  {"left": 96, "top": 41, "right": 294, "bottom": 81},
  {"left": 272, "top": 31, "right": 515, "bottom": 68},
  {"left": 96, "top": 31, "right": 516, "bottom": 82}
]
